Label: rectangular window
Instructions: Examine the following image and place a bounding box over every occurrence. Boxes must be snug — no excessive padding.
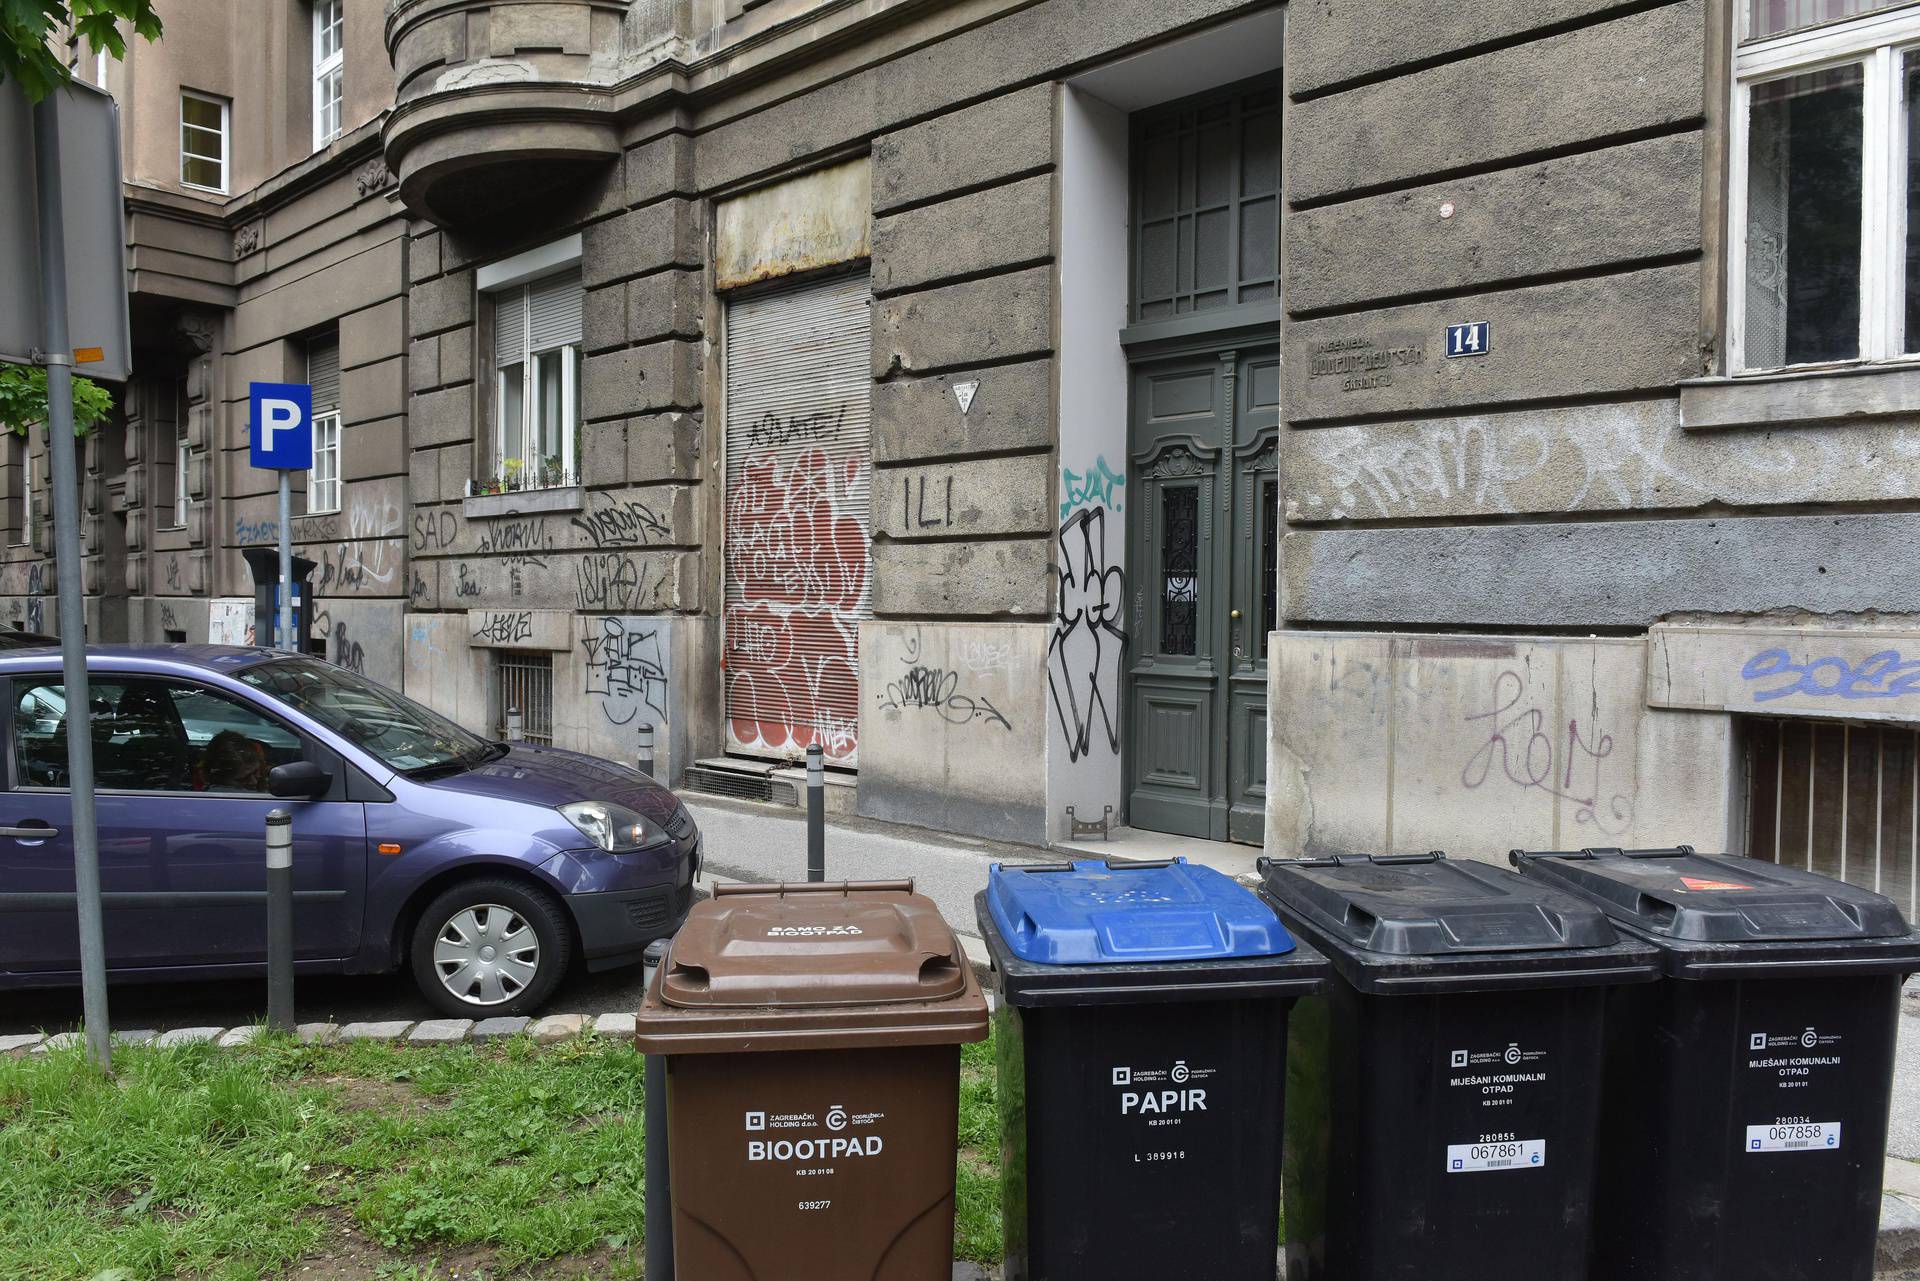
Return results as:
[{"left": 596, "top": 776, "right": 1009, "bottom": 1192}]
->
[
  {"left": 1731, "top": 6, "right": 1920, "bottom": 369},
  {"left": 1131, "top": 77, "right": 1282, "bottom": 323},
  {"left": 312, "top": 0, "right": 343, "bottom": 149},
  {"left": 1744, "top": 716, "right": 1916, "bottom": 916},
  {"left": 7, "top": 433, "right": 31, "bottom": 546},
  {"left": 173, "top": 381, "right": 190, "bottom": 528},
  {"left": 306, "top": 334, "right": 341, "bottom": 514},
  {"left": 180, "top": 90, "right": 228, "bottom": 193},
  {"left": 496, "top": 652, "right": 554, "bottom": 745},
  {"left": 486, "top": 268, "right": 582, "bottom": 493}
]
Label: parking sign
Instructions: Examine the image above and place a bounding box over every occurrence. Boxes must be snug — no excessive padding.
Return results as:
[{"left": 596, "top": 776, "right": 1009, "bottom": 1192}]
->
[{"left": 249, "top": 381, "right": 314, "bottom": 470}]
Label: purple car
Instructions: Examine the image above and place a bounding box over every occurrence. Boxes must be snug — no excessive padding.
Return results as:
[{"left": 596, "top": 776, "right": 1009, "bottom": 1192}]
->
[{"left": 0, "top": 645, "right": 698, "bottom": 1016}]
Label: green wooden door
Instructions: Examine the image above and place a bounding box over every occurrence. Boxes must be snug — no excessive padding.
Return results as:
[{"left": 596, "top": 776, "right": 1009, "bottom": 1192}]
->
[{"left": 1127, "top": 345, "right": 1279, "bottom": 843}]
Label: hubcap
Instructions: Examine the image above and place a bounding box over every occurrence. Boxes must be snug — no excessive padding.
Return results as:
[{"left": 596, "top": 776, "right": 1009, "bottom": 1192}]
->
[{"left": 433, "top": 903, "right": 539, "bottom": 1006}]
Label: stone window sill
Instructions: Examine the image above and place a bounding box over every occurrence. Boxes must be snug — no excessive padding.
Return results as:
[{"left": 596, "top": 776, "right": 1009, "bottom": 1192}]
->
[
  {"left": 464, "top": 485, "right": 583, "bottom": 519},
  {"left": 1679, "top": 362, "right": 1920, "bottom": 430}
]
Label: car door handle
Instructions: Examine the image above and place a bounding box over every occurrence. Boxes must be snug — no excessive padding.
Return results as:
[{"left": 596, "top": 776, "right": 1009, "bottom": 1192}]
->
[{"left": 0, "top": 825, "right": 60, "bottom": 839}]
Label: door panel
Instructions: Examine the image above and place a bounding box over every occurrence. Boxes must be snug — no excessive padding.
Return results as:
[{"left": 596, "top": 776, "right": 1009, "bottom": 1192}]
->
[
  {"left": 0, "top": 674, "right": 366, "bottom": 977},
  {"left": 1127, "top": 345, "right": 1279, "bottom": 845}
]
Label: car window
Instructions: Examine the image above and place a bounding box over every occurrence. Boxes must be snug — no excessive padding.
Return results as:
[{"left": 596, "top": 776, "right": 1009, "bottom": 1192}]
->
[
  {"left": 12, "top": 677, "right": 307, "bottom": 795},
  {"left": 239, "top": 657, "right": 492, "bottom": 773}
]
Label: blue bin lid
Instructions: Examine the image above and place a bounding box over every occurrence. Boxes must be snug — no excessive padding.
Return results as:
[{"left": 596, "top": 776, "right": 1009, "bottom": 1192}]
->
[{"left": 985, "top": 857, "right": 1296, "bottom": 965}]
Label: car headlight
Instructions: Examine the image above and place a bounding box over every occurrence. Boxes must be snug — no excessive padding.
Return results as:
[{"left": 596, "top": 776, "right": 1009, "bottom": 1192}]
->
[{"left": 559, "top": 800, "right": 668, "bottom": 852}]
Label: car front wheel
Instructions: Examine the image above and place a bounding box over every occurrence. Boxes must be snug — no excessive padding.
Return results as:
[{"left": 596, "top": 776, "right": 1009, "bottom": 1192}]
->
[{"left": 409, "top": 878, "right": 572, "bottom": 1018}]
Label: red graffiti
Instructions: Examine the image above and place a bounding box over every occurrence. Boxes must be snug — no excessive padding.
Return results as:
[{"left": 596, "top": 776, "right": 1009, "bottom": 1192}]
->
[{"left": 723, "top": 447, "right": 871, "bottom": 762}]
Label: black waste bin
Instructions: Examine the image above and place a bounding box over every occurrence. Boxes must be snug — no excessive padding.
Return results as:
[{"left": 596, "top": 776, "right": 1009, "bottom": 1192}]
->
[
  {"left": 1259, "top": 852, "right": 1661, "bottom": 1281},
  {"left": 1510, "top": 845, "right": 1920, "bottom": 1281},
  {"left": 977, "top": 857, "right": 1329, "bottom": 1281}
]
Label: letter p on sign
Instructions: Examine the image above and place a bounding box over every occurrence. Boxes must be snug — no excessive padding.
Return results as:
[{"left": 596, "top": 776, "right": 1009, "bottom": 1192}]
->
[{"left": 249, "top": 381, "right": 314, "bottom": 470}]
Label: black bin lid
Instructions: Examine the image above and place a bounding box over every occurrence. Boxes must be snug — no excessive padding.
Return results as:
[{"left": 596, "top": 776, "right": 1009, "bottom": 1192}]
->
[
  {"left": 1259, "top": 853, "right": 1659, "bottom": 995},
  {"left": 1510, "top": 846, "right": 1920, "bottom": 979}
]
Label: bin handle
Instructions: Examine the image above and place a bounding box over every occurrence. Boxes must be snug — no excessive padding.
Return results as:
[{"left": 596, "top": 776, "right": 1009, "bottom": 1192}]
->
[
  {"left": 1103, "top": 857, "right": 1176, "bottom": 870},
  {"left": 1012, "top": 862, "right": 1079, "bottom": 874},
  {"left": 712, "top": 879, "right": 916, "bottom": 898},
  {"left": 1594, "top": 845, "right": 1696, "bottom": 860}
]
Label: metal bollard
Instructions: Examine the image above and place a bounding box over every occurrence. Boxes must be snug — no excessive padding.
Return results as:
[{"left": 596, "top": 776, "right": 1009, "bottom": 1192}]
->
[
  {"left": 643, "top": 936, "right": 675, "bottom": 1281},
  {"left": 265, "top": 809, "right": 295, "bottom": 1032},
  {"left": 637, "top": 722, "right": 655, "bottom": 779},
  {"left": 805, "top": 744, "right": 825, "bottom": 883},
  {"left": 505, "top": 705, "right": 522, "bottom": 741}
]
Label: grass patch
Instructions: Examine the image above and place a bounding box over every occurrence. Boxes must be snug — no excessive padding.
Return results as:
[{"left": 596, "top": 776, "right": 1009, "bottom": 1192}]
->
[{"left": 0, "top": 1029, "right": 1009, "bottom": 1280}]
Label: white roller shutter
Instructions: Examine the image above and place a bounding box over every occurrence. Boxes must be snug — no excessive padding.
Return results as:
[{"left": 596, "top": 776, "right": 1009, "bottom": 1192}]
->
[
  {"left": 306, "top": 335, "right": 340, "bottom": 412},
  {"left": 526, "top": 269, "right": 583, "bottom": 351},
  {"left": 722, "top": 271, "right": 873, "bottom": 766}
]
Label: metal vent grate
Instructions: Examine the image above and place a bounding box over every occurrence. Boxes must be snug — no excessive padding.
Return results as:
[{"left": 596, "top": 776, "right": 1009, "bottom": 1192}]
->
[
  {"left": 682, "top": 764, "right": 800, "bottom": 807},
  {"left": 497, "top": 650, "right": 554, "bottom": 745}
]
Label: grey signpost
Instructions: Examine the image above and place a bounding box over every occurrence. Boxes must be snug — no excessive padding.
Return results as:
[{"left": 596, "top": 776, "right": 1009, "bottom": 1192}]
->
[{"left": 4, "top": 79, "right": 135, "bottom": 1070}]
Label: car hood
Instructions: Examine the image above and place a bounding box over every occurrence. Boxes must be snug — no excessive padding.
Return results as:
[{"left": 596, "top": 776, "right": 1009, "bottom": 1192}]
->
[{"left": 419, "top": 743, "right": 683, "bottom": 826}]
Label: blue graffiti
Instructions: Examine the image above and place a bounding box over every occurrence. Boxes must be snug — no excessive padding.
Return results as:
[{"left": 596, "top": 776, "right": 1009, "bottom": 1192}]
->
[
  {"left": 1741, "top": 649, "right": 1920, "bottom": 702},
  {"left": 234, "top": 516, "right": 279, "bottom": 545},
  {"left": 1060, "top": 457, "right": 1124, "bottom": 521}
]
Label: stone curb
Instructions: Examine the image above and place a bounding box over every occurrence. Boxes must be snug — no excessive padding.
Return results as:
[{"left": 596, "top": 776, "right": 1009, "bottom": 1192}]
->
[{"left": 2, "top": 1012, "right": 620, "bottom": 1059}]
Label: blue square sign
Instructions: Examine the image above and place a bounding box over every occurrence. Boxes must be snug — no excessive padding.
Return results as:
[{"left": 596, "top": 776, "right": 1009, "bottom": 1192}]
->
[
  {"left": 249, "top": 381, "right": 314, "bottom": 470},
  {"left": 1445, "top": 321, "right": 1490, "bottom": 359}
]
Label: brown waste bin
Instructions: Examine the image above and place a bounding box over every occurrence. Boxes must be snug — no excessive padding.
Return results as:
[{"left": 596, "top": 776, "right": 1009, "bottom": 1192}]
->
[{"left": 635, "top": 879, "right": 989, "bottom": 1281}]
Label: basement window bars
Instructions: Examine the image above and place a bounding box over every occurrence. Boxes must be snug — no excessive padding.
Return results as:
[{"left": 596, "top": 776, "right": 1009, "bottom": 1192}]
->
[
  {"left": 496, "top": 651, "right": 554, "bottom": 746},
  {"left": 1729, "top": 4, "right": 1920, "bottom": 370}
]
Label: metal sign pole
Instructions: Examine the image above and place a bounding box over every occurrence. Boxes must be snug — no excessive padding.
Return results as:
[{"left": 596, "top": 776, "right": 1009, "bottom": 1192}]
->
[
  {"left": 277, "top": 471, "right": 293, "bottom": 651},
  {"left": 32, "top": 93, "right": 110, "bottom": 1070}
]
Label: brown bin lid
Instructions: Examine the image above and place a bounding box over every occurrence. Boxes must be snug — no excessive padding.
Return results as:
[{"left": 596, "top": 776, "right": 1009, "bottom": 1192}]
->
[{"left": 636, "top": 880, "right": 989, "bottom": 1055}]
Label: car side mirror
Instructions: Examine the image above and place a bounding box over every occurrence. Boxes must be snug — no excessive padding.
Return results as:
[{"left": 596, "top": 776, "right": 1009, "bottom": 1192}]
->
[{"left": 267, "top": 760, "right": 332, "bottom": 799}]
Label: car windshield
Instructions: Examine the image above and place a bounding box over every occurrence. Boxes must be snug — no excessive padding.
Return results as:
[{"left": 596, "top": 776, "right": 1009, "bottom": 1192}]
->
[{"left": 239, "top": 657, "right": 495, "bottom": 774}]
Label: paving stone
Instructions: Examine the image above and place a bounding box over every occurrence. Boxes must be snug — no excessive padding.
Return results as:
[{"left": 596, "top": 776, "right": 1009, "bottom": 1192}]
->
[
  {"left": 38, "top": 1031, "right": 81, "bottom": 1053},
  {"left": 408, "top": 1019, "right": 474, "bottom": 1045},
  {"left": 154, "top": 1026, "right": 224, "bottom": 1049},
  {"left": 529, "top": 1013, "right": 586, "bottom": 1045},
  {"left": 470, "top": 1016, "right": 531, "bottom": 1042},
  {"left": 951, "top": 1264, "right": 993, "bottom": 1281},
  {"left": 113, "top": 1029, "right": 159, "bottom": 1045},
  {"left": 592, "top": 1012, "right": 636, "bottom": 1039},
  {"left": 339, "top": 1020, "right": 414, "bottom": 1042},
  {"left": 0, "top": 1033, "right": 45, "bottom": 1056},
  {"left": 297, "top": 1022, "right": 341, "bottom": 1045},
  {"left": 217, "top": 1027, "right": 263, "bottom": 1048}
]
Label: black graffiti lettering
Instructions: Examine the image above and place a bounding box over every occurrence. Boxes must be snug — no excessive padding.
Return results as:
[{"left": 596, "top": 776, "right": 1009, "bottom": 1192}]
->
[
  {"left": 1048, "top": 507, "right": 1127, "bottom": 762},
  {"left": 476, "top": 516, "right": 550, "bottom": 559},
  {"left": 876, "top": 646, "right": 1011, "bottom": 731},
  {"left": 411, "top": 509, "right": 459, "bottom": 552},
  {"left": 472, "top": 611, "right": 534, "bottom": 645},
  {"left": 904, "top": 474, "right": 954, "bottom": 530},
  {"left": 454, "top": 563, "right": 481, "bottom": 598},
  {"left": 570, "top": 496, "right": 669, "bottom": 550},
  {"left": 574, "top": 554, "right": 654, "bottom": 612},
  {"left": 581, "top": 617, "right": 667, "bottom": 726},
  {"left": 745, "top": 406, "right": 843, "bottom": 452}
]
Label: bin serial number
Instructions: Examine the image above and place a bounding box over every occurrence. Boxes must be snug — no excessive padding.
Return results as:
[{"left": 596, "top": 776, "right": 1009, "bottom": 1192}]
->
[
  {"left": 1141, "top": 1150, "right": 1187, "bottom": 1162},
  {"left": 798, "top": 1200, "right": 832, "bottom": 1211}
]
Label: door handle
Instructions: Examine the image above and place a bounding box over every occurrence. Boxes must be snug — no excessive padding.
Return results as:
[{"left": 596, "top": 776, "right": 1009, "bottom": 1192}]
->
[
  {"left": 0, "top": 825, "right": 60, "bottom": 839},
  {"left": 1230, "top": 609, "right": 1242, "bottom": 621}
]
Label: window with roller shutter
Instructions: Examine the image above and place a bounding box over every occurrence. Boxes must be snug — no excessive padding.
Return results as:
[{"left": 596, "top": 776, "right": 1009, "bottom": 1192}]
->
[
  {"left": 306, "top": 334, "right": 341, "bottom": 515},
  {"left": 486, "top": 267, "right": 583, "bottom": 493},
  {"left": 721, "top": 271, "right": 874, "bottom": 766}
]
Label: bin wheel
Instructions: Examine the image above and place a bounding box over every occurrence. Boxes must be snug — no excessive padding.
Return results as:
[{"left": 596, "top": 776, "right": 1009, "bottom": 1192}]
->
[{"left": 410, "top": 879, "right": 571, "bottom": 1017}]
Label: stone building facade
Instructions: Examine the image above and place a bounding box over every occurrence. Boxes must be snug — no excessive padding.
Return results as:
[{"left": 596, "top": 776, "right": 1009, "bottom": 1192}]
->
[{"left": 11, "top": 0, "right": 1920, "bottom": 906}]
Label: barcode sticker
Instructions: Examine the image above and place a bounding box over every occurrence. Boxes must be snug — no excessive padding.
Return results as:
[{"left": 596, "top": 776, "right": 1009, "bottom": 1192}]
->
[
  {"left": 1445, "top": 1140, "right": 1545, "bottom": 1173},
  {"left": 1746, "top": 1122, "right": 1840, "bottom": 1153}
]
